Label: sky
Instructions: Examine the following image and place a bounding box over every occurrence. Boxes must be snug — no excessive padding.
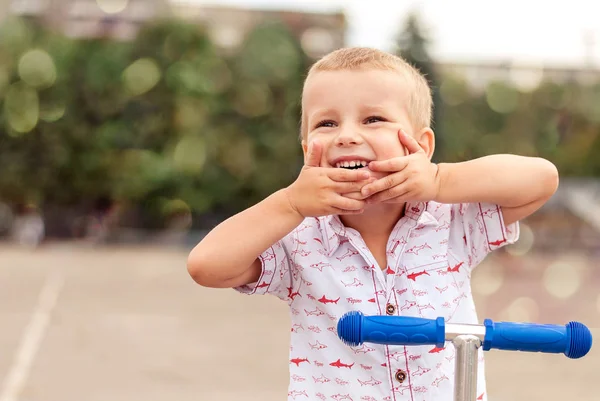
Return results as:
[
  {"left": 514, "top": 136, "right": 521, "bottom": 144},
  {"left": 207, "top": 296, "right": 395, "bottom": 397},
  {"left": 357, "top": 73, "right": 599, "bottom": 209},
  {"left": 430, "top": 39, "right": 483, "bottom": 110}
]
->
[{"left": 171, "top": 0, "right": 600, "bottom": 69}]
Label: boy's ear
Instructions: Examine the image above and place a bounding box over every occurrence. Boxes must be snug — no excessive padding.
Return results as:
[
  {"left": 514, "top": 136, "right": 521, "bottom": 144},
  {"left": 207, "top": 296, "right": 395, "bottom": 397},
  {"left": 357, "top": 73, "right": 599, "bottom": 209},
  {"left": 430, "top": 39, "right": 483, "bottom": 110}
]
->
[{"left": 416, "top": 127, "right": 435, "bottom": 160}]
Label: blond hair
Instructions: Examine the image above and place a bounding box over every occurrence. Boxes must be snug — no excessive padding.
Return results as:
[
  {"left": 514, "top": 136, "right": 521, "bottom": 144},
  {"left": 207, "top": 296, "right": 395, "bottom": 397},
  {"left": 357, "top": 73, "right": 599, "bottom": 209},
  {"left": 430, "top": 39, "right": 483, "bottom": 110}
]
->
[{"left": 300, "top": 47, "right": 432, "bottom": 140}]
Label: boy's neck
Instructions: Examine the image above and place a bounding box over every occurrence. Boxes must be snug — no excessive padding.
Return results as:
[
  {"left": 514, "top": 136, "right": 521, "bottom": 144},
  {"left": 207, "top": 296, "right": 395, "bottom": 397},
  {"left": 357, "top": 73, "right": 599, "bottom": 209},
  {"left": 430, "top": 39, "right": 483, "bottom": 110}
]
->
[{"left": 339, "top": 203, "right": 406, "bottom": 239}]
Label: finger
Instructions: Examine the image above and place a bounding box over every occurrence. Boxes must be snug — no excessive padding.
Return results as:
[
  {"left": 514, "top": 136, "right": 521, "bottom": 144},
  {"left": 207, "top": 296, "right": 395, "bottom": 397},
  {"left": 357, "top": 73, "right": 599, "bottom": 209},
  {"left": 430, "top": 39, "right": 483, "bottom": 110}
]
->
[
  {"left": 367, "top": 185, "right": 410, "bottom": 204},
  {"left": 334, "top": 177, "right": 376, "bottom": 194},
  {"left": 330, "top": 194, "right": 366, "bottom": 211},
  {"left": 398, "top": 129, "right": 425, "bottom": 154},
  {"left": 361, "top": 173, "right": 407, "bottom": 197},
  {"left": 368, "top": 157, "right": 409, "bottom": 173},
  {"left": 340, "top": 191, "right": 367, "bottom": 201},
  {"left": 327, "top": 168, "right": 371, "bottom": 182},
  {"left": 305, "top": 140, "right": 322, "bottom": 167}
]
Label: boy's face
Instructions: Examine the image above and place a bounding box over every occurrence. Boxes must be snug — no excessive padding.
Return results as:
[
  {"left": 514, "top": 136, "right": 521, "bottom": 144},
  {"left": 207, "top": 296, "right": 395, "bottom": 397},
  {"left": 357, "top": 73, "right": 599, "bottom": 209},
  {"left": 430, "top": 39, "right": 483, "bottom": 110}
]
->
[{"left": 301, "top": 69, "right": 434, "bottom": 178}]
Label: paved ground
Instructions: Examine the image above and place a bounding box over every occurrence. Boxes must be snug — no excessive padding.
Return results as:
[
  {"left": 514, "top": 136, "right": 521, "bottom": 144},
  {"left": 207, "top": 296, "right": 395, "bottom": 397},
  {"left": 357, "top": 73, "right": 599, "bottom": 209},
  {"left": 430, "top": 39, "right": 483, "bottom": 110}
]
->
[{"left": 0, "top": 243, "right": 598, "bottom": 401}]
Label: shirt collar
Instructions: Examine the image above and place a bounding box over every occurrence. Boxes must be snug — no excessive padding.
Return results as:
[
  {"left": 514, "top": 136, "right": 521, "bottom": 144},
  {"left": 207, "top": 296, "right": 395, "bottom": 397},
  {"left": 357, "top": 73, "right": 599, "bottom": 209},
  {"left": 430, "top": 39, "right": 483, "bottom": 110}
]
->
[{"left": 316, "top": 201, "right": 439, "bottom": 256}]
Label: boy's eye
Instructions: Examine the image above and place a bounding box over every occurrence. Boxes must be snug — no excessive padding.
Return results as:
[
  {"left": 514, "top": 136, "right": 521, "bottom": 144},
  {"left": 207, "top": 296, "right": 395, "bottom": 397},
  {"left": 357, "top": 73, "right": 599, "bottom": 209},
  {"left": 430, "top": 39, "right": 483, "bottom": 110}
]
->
[
  {"left": 315, "top": 120, "right": 336, "bottom": 128},
  {"left": 365, "top": 116, "right": 386, "bottom": 124}
]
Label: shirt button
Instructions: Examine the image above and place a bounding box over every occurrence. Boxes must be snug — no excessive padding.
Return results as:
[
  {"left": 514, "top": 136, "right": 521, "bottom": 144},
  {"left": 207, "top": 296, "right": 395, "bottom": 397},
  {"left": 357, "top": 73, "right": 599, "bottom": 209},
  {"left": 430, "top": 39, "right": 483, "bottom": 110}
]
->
[
  {"left": 395, "top": 369, "right": 407, "bottom": 383},
  {"left": 386, "top": 303, "right": 396, "bottom": 315}
]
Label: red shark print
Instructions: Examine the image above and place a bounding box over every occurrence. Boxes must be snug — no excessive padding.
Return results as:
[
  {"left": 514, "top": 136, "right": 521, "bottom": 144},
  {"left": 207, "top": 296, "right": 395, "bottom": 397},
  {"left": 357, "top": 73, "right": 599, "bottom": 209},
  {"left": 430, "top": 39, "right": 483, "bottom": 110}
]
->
[
  {"left": 393, "top": 386, "right": 411, "bottom": 395},
  {"left": 435, "top": 285, "right": 448, "bottom": 293},
  {"left": 489, "top": 239, "right": 506, "bottom": 246},
  {"left": 362, "top": 264, "right": 374, "bottom": 272},
  {"left": 406, "top": 243, "right": 432, "bottom": 255},
  {"left": 341, "top": 278, "right": 363, "bottom": 287},
  {"left": 358, "top": 376, "right": 382, "bottom": 386},
  {"left": 448, "top": 262, "right": 464, "bottom": 272},
  {"left": 441, "top": 301, "right": 452, "bottom": 308},
  {"left": 327, "top": 326, "right": 336, "bottom": 333},
  {"left": 413, "top": 386, "right": 428, "bottom": 393},
  {"left": 288, "top": 390, "right": 308, "bottom": 399},
  {"left": 401, "top": 300, "right": 416, "bottom": 311},
  {"left": 312, "top": 374, "right": 330, "bottom": 383},
  {"left": 307, "top": 325, "right": 321, "bottom": 333},
  {"left": 329, "top": 359, "right": 354, "bottom": 369},
  {"left": 360, "top": 397, "right": 377, "bottom": 401},
  {"left": 287, "top": 287, "right": 301, "bottom": 300},
  {"left": 418, "top": 303, "right": 435, "bottom": 313},
  {"left": 385, "top": 266, "right": 395, "bottom": 274},
  {"left": 256, "top": 281, "right": 270, "bottom": 288},
  {"left": 352, "top": 344, "right": 375, "bottom": 354},
  {"left": 304, "top": 307, "right": 325, "bottom": 316},
  {"left": 477, "top": 393, "right": 485, "bottom": 400},
  {"left": 318, "top": 295, "right": 340, "bottom": 304},
  {"left": 336, "top": 249, "right": 359, "bottom": 260},
  {"left": 343, "top": 265, "right": 357, "bottom": 272},
  {"left": 429, "top": 346, "right": 445, "bottom": 353},
  {"left": 291, "top": 308, "right": 300, "bottom": 315},
  {"left": 315, "top": 393, "right": 326, "bottom": 401},
  {"left": 368, "top": 298, "right": 376, "bottom": 303},
  {"left": 310, "top": 261, "right": 331, "bottom": 272},
  {"left": 412, "top": 366, "right": 431, "bottom": 376},
  {"left": 291, "top": 324, "right": 304, "bottom": 333},
  {"left": 407, "top": 270, "right": 430, "bottom": 281},
  {"left": 309, "top": 341, "right": 327, "bottom": 350},
  {"left": 290, "top": 358, "right": 309, "bottom": 366},
  {"left": 301, "top": 278, "right": 312, "bottom": 286},
  {"left": 291, "top": 249, "right": 310, "bottom": 257},
  {"left": 331, "top": 394, "right": 353, "bottom": 401},
  {"left": 432, "top": 374, "right": 449, "bottom": 387},
  {"left": 435, "top": 221, "right": 451, "bottom": 232},
  {"left": 306, "top": 294, "right": 316, "bottom": 300}
]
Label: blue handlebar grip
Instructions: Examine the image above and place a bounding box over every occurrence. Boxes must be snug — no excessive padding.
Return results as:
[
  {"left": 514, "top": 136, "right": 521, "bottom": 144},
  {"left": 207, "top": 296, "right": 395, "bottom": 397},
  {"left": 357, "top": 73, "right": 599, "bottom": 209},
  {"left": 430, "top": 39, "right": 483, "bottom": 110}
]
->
[
  {"left": 337, "top": 311, "right": 445, "bottom": 348},
  {"left": 483, "top": 319, "right": 592, "bottom": 359}
]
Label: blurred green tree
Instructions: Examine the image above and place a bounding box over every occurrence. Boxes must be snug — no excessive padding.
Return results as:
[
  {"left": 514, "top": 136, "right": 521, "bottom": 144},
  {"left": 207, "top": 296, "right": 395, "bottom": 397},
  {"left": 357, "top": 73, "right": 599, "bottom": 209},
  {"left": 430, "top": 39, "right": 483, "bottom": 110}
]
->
[{"left": 394, "top": 11, "right": 445, "bottom": 161}]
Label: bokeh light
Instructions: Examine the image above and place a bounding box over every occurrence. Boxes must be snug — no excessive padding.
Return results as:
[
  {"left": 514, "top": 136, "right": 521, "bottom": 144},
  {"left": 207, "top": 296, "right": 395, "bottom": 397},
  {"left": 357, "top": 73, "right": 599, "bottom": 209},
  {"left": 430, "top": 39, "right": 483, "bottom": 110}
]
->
[
  {"left": 96, "top": 0, "right": 128, "bottom": 14},
  {"left": 543, "top": 260, "right": 583, "bottom": 300},
  {"left": 172, "top": 135, "right": 207, "bottom": 174},
  {"left": 471, "top": 260, "right": 505, "bottom": 296},
  {"left": 18, "top": 49, "right": 57, "bottom": 89},
  {"left": 485, "top": 81, "right": 519, "bottom": 113},
  {"left": 122, "top": 58, "right": 161, "bottom": 96},
  {"left": 506, "top": 223, "right": 534, "bottom": 256},
  {"left": 4, "top": 81, "right": 39, "bottom": 134},
  {"left": 499, "top": 297, "right": 540, "bottom": 323}
]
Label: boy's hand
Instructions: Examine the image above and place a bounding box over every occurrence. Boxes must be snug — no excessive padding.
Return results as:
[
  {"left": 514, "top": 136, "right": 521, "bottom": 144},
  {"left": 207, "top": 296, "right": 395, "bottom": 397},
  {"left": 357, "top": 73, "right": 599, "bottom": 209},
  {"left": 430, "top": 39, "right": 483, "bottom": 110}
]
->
[
  {"left": 361, "top": 130, "right": 439, "bottom": 204},
  {"left": 285, "top": 140, "right": 372, "bottom": 217}
]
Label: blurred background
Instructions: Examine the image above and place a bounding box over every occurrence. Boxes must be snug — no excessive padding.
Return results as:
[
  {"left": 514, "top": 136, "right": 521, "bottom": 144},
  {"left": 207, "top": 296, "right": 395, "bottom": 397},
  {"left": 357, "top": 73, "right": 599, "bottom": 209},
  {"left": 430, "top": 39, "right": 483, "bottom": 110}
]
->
[{"left": 0, "top": 1, "right": 599, "bottom": 400}]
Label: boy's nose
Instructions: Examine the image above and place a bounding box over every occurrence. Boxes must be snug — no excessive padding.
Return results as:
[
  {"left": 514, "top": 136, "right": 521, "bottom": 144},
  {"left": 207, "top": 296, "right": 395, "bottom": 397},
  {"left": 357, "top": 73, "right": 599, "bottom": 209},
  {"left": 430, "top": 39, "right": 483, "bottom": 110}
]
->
[{"left": 335, "top": 129, "right": 362, "bottom": 147}]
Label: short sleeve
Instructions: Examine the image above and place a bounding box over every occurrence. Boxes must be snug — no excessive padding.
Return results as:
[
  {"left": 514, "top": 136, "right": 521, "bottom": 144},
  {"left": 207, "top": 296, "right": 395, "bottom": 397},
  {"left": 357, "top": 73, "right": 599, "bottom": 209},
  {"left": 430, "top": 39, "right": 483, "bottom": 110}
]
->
[
  {"left": 448, "top": 202, "right": 519, "bottom": 271},
  {"left": 234, "top": 239, "right": 294, "bottom": 302}
]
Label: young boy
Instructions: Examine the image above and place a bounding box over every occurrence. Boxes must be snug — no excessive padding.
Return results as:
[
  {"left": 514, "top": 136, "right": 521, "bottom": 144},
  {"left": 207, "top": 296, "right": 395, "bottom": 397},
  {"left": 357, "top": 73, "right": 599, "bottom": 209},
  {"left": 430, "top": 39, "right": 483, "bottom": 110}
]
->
[{"left": 187, "top": 47, "right": 559, "bottom": 401}]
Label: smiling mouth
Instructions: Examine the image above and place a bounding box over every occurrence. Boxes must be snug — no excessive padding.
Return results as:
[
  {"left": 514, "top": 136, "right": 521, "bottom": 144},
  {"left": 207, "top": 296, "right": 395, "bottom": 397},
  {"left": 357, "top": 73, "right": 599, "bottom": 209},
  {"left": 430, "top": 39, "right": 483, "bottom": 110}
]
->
[{"left": 335, "top": 160, "right": 370, "bottom": 169}]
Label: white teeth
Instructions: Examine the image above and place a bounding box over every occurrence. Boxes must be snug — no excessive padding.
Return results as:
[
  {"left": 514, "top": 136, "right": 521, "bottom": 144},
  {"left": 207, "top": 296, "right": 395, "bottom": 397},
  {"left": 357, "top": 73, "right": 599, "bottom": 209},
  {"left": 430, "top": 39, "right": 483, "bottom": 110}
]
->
[{"left": 335, "top": 160, "right": 369, "bottom": 168}]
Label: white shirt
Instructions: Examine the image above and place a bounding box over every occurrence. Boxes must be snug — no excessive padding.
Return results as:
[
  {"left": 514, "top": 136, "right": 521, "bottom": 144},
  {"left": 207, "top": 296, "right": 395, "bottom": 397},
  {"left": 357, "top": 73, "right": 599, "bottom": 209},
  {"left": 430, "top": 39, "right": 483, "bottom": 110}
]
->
[{"left": 236, "top": 201, "right": 519, "bottom": 401}]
